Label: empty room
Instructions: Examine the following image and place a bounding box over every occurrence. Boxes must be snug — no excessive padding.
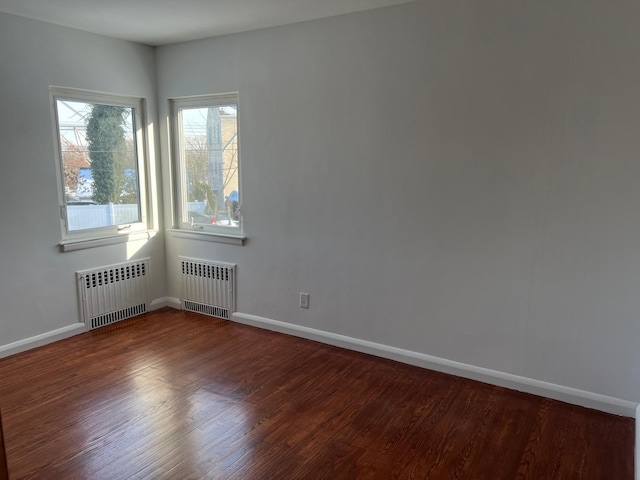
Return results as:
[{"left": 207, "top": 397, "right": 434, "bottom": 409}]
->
[{"left": 0, "top": 0, "right": 638, "bottom": 477}]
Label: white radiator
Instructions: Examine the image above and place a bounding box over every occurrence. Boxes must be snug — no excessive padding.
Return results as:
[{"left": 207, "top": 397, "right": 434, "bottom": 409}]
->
[
  {"left": 77, "top": 258, "right": 150, "bottom": 330},
  {"left": 180, "top": 257, "right": 235, "bottom": 319}
]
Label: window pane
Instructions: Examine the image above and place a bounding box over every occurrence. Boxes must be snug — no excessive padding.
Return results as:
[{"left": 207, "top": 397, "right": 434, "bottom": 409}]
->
[
  {"left": 179, "top": 105, "right": 240, "bottom": 228},
  {"left": 56, "top": 100, "right": 141, "bottom": 231}
]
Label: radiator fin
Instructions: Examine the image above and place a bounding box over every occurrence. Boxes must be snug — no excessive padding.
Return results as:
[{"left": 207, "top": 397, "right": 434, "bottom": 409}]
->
[
  {"left": 180, "top": 257, "right": 235, "bottom": 320},
  {"left": 77, "top": 259, "right": 150, "bottom": 330}
]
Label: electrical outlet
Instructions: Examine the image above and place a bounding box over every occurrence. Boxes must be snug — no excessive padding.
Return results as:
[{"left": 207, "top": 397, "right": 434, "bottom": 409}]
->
[{"left": 299, "top": 292, "right": 310, "bottom": 309}]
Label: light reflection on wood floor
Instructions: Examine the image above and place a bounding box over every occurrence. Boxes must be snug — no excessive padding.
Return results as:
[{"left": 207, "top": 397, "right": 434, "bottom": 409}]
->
[{"left": 0, "top": 308, "right": 633, "bottom": 479}]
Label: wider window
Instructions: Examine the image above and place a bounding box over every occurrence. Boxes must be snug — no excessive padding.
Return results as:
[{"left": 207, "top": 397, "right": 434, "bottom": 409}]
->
[
  {"left": 172, "top": 93, "right": 242, "bottom": 236},
  {"left": 51, "top": 88, "right": 148, "bottom": 241}
]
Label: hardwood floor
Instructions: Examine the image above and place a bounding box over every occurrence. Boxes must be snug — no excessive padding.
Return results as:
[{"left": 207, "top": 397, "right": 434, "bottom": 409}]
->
[
  {"left": 0, "top": 308, "right": 633, "bottom": 479},
  {"left": 0, "top": 410, "right": 8, "bottom": 480}
]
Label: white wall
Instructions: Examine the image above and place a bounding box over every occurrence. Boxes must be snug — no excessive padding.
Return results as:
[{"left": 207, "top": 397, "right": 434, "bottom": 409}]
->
[
  {"left": 157, "top": 0, "right": 640, "bottom": 405},
  {"left": 1, "top": 0, "right": 638, "bottom": 412},
  {"left": 0, "top": 13, "right": 165, "bottom": 349}
]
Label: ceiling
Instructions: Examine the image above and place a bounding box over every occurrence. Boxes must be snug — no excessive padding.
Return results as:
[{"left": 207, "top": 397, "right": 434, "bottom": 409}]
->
[{"left": 0, "top": 0, "right": 417, "bottom": 46}]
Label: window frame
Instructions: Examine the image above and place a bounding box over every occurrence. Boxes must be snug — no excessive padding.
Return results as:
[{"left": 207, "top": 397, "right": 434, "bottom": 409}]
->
[
  {"left": 170, "top": 92, "right": 244, "bottom": 239},
  {"left": 50, "top": 87, "right": 151, "bottom": 245}
]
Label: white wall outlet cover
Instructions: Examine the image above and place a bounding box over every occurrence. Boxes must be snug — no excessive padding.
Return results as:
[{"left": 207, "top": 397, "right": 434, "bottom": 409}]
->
[{"left": 299, "top": 292, "right": 310, "bottom": 309}]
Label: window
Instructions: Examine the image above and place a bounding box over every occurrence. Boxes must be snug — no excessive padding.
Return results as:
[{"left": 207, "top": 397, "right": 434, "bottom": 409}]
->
[
  {"left": 51, "top": 88, "right": 148, "bottom": 242},
  {"left": 171, "top": 93, "right": 242, "bottom": 237}
]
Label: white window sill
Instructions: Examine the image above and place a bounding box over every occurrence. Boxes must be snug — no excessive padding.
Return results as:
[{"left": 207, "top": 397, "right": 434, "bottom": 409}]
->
[
  {"left": 59, "top": 230, "right": 158, "bottom": 252},
  {"left": 167, "top": 229, "right": 246, "bottom": 246}
]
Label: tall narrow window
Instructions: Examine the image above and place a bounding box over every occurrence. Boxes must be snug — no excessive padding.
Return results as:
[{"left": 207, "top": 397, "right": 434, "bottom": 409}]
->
[
  {"left": 52, "top": 88, "right": 148, "bottom": 239},
  {"left": 172, "top": 93, "right": 242, "bottom": 236}
]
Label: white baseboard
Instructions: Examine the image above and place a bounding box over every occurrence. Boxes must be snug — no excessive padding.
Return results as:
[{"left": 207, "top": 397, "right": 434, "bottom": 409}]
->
[
  {"left": 149, "top": 297, "right": 181, "bottom": 311},
  {"left": 0, "top": 298, "right": 180, "bottom": 360},
  {"left": 232, "top": 312, "right": 638, "bottom": 418},
  {"left": 0, "top": 323, "right": 86, "bottom": 360}
]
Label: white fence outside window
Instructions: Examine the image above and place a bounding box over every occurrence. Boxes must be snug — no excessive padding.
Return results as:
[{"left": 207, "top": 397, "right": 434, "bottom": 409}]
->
[
  {"left": 186, "top": 201, "right": 206, "bottom": 213},
  {"left": 67, "top": 204, "right": 140, "bottom": 231}
]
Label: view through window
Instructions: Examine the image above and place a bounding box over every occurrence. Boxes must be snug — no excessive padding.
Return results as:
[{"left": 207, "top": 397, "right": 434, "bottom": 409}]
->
[
  {"left": 174, "top": 95, "right": 241, "bottom": 234},
  {"left": 53, "top": 93, "right": 144, "bottom": 234}
]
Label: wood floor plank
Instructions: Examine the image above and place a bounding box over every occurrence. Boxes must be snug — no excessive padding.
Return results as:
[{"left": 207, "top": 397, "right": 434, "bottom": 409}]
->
[{"left": 0, "top": 308, "right": 633, "bottom": 479}]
